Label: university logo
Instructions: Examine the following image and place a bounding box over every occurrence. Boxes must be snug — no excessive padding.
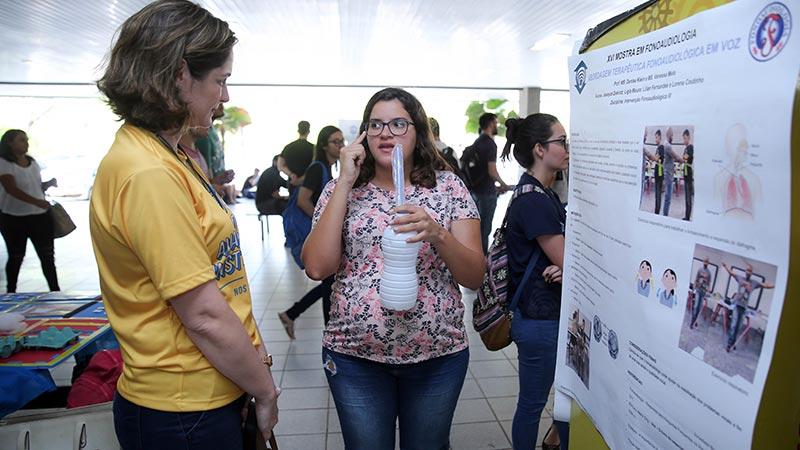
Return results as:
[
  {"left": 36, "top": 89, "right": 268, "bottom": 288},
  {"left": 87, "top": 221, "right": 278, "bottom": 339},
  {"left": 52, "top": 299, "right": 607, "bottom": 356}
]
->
[
  {"left": 749, "top": 2, "right": 792, "bottom": 62},
  {"left": 573, "top": 61, "right": 588, "bottom": 94}
]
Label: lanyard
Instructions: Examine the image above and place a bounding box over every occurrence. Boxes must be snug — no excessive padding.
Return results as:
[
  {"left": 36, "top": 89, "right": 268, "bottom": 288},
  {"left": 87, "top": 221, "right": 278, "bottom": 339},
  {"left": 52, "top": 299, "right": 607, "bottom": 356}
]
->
[{"left": 155, "top": 133, "right": 229, "bottom": 213}]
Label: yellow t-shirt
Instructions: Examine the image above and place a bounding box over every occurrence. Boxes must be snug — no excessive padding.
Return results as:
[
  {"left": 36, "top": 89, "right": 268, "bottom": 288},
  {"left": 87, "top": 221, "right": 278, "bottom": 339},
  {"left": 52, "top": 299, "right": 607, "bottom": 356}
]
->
[{"left": 90, "top": 124, "right": 259, "bottom": 411}]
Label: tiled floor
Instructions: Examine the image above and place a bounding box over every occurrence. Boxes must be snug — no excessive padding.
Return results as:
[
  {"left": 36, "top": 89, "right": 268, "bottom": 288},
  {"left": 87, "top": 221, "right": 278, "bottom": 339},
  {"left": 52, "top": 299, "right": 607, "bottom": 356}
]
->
[{"left": 4, "top": 198, "right": 555, "bottom": 449}]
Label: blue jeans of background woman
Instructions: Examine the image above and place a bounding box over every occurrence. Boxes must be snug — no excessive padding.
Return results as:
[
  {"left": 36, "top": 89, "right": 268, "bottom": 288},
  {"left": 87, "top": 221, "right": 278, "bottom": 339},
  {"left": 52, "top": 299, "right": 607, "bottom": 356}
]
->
[
  {"left": 511, "top": 311, "right": 567, "bottom": 449},
  {"left": 323, "top": 347, "right": 468, "bottom": 450},
  {"left": 0, "top": 212, "right": 59, "bottom": 293},
  {"left": 113, "top": 392, "right": 246, "bottom": 450}
]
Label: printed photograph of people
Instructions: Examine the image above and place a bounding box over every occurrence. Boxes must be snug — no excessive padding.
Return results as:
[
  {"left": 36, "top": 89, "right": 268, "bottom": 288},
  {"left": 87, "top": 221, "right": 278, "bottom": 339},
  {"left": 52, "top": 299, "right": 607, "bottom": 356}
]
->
[
  {"left": 635, "top": 260, "right": 652, "bottom": 297},
  {"left": 566, "top": 305, "right": 591, "bottom": 388},
  {"left": 678, "top": 244, "right": 777, "bottom": 383},
  {"left": 713, "top": 123, "right": 762, "bottom": 220},
  {"left": 640, "top": 125, "right": 695, "bottom": 220}
]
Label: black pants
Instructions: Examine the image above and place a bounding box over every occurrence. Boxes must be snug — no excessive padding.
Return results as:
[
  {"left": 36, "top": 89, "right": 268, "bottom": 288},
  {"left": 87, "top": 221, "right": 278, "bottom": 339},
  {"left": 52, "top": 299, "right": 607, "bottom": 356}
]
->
[
  {"left": 0, "top": 212, "right": 60, "bottom": 293},
  {"left": 684, "top": 176, "right": 694, "bottom": 220},
  {"left": 654, "top": 177, "right": 663, "bottom": 215},
  {"left": 286, "top": 275, "right": 334, "bottom": 325},
  {"left": 256, "top": 198, "right": 288, "bottom": 216}
]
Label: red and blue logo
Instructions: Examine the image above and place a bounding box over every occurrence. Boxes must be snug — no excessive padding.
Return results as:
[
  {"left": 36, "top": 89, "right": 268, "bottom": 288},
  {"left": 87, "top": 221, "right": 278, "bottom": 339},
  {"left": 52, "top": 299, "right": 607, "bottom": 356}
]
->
[{"left": 749, "top": 2, "right": 792, "bottom": 61}]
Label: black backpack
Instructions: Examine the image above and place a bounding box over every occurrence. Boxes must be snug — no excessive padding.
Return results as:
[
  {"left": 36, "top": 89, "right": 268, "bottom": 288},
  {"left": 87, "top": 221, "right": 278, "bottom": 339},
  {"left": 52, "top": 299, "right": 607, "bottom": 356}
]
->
[
  {"left": 440, "top": 146, "right": 467, "bottom": 184},
  {"left": 459, "top": 143, "right": 487, "bottom": 190}
]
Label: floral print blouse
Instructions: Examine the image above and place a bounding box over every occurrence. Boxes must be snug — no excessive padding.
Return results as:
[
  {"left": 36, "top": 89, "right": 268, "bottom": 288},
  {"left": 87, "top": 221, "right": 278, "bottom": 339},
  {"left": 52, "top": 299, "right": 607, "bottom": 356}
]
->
[{"left": 313, "top": 170, "right": 479, "bottom": 364}]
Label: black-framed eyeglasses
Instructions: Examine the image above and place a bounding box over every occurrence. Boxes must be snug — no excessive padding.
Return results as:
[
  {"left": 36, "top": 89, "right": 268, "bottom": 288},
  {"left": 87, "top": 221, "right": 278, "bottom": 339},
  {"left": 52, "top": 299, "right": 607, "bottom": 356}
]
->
[
  {"left": 542, "top": 136, "right": 569, "bottom": 148},
  {"left": 365, "top": 119, "right": 415, "bottom": 137},
  {"left": 328, "top": 139, "right": 345, "bottom": 146}
]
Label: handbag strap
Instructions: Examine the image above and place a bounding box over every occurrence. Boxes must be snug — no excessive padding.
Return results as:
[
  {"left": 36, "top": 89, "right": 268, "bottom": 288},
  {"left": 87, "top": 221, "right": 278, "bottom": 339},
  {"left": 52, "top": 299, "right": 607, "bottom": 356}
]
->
[
  {"left": 503, "top": 182, "right": 543, "bottom": 313},
  {"left": 507, "top": 246, "right": 542, "bottom": 313}
]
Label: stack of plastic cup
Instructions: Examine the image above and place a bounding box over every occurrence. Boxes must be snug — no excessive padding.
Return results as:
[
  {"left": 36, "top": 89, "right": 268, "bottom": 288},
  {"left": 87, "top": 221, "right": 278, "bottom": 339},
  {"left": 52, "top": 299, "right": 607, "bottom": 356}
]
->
[{"left": 379, "top": 144, "right": 421, "bottom": 311}]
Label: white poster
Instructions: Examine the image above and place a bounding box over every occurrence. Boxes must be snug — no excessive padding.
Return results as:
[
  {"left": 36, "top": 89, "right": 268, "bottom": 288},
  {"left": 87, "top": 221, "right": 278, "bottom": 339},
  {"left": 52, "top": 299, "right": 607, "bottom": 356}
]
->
[{"left": 556, "top": 1, "right": 797, "bottom": 449}]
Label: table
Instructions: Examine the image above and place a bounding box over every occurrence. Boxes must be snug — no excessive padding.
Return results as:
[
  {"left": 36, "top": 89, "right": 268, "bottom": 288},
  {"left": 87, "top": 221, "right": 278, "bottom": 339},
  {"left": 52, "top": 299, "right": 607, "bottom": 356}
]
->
[{"left": 0, "top": 292, "right": 111, "bottom": 418}]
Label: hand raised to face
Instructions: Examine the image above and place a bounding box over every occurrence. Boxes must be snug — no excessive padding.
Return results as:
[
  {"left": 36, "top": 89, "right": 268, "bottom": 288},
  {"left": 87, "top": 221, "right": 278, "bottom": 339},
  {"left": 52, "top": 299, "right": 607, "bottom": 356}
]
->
[{"left": 338, "top": 131, "right": 367, "bottom": 187}]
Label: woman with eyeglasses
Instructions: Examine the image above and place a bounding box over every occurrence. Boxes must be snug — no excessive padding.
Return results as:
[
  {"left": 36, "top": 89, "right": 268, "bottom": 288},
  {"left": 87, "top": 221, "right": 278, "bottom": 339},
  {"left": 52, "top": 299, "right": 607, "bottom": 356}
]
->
[
  {"left": 302, "top": 88, "right": 484, "bottom": 449},
  {"left": 501, "top": 113, "right": 570, "bottom": 450},
  {"left": 278, "top": 125, "right": 344, "bottom": 338}
]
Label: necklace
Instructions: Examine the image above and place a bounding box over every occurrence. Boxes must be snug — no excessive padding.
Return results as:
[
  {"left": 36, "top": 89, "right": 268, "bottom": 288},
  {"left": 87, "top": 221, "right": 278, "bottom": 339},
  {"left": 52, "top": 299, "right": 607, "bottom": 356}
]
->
[{"left": 155, "top": 133, "right": 228, "bottom": 212}]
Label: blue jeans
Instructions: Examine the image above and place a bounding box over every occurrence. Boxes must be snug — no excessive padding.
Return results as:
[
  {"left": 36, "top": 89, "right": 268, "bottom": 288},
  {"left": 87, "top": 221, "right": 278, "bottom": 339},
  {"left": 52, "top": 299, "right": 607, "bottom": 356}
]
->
[
  {"left": 663, "top": 176, "right": 673, "bottom": 216},
  {"left": 727, "top": 304, "right": 747, "bottom": 348},
  {"left": 691, "top": 289, "right": 706, "bottom": 326},
  {"left": 511, "top": 312, "right": 560, "bottom": 449},
  {"left": 113, "top": 392, "right": 245, "bottom": 450},
  {"left": 323, "top": 348, "right": 468, "bottom": 450},
  {"left": 472, "top": 192, "right": 498, "bottom": 254}
]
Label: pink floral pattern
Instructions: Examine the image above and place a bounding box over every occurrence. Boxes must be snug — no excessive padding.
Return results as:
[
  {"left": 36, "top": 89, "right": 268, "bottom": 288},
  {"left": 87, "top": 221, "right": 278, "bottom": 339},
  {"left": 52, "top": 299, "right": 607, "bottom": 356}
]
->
[{"left": 313, "top": 171, "right": 479, "bottom": 364}]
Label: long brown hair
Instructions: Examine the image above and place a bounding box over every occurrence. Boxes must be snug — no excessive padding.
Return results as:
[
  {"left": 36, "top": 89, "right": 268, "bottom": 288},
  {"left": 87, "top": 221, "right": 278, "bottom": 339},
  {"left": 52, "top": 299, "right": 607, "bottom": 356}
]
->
[{"left": 354, "top": 88, "right": 446, "bottom": 188}]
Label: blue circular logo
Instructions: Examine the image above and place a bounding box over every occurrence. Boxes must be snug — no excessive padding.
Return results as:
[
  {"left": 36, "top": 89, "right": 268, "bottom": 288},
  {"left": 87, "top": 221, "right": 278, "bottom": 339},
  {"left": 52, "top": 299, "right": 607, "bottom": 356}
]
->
[
  {"left": 593, "top": 315, "right": 602, "bottom": 342},
  {"left": 750, "top": 2, "right": 793, "bottom": 61},
  {"left": 607, "top": 329, "right": 619, "bottom": 359}
]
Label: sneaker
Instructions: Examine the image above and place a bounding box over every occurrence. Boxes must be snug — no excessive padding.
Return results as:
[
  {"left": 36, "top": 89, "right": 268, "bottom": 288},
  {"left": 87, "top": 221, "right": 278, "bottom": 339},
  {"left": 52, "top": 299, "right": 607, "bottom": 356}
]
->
[{"left": 278, "top": 312, "right": 295, "bottom": 340}]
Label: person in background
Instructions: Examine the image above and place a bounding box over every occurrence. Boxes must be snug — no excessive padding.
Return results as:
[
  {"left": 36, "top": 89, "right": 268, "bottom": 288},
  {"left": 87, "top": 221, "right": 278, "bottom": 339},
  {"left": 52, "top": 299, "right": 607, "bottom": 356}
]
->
[
  {"left": 240, "top": 168, "right": 259, "bottom": 199},
  {"left": 691, "top": 257, "right": 712, "bottom": 328},
  {"left": 303, "top": 88, "right": 484, "bottom": 449},
  {"left": 279, "top": 120, "right": 314, "bottom": 192},
  {"left": 501, "top": 113, "right": 570, "bottom": 450},
  {"left": 470, "top": 112, "right": 511, "bottom": 254},
  {"left": 682, "top": 129, "right": 694, "bottom": 220},
  {"left": 0, "top": 129, "right": 59, "bottom": 293},
  {"left": 428, "top": 117, "right": 463, "bottom": 180},
  {"left": 256, "top": 155, "right": 289, "bottom": 215},
  {"left": 182, "top": 127, "right": 237, "bottom": 204},
  {"left": 722, "top": 263, "right": 774, "bottom": 352},
  {"left": 92, "top": 2, "right": 278, "bottom": 448},
  {"left": 278, "top": 125, "right": 344, "bottom": 338},
  {"left": 195, "top": 103, "right": 227, "bottom": 178}
]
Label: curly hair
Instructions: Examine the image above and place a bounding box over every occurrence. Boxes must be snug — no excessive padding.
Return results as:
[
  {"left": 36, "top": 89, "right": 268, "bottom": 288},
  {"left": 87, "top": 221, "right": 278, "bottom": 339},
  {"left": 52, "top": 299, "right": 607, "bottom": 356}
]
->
[
  {"left": 354, "top": 88, "right": 446, "bottom": 188},
  {"left": 96, "top": 0, "right": 237, "bottom": 133},
  {"left": 501, "top": 113, "right": 559, "bottom": 169}
]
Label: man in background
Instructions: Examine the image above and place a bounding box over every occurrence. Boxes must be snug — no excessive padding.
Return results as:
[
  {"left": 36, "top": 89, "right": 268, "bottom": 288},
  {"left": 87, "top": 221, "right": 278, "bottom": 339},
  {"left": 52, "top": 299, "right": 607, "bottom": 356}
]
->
[
  {"left": 470, "top": 112, "right": 510, "bottom": 254},
  {"left": 279, "top": 120, "right": 314, "bottom": 193},
  {"left": 195, "top": 103, "right": 227, "bottom": 180},
  {"left": 256, "top": 155, "right": 289, "bottom": 215},
  {"left": 429, "top": 117, "right": 464, "bottom": 181}
]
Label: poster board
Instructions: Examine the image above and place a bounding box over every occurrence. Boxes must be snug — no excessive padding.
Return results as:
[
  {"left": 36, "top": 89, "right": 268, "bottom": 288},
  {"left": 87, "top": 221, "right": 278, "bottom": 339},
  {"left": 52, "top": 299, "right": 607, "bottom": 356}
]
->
[{"left": 558, "top": 1, "right": 799, "bottom": 448}]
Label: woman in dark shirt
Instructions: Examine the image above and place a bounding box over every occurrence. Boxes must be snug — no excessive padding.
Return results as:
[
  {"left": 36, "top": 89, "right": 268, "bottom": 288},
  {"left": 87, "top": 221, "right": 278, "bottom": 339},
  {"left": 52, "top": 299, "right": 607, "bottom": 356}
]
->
[
  {"left": 501, "top": 114, "right": 569, "bottom": 450},
  {"left": 278, "top": 126, "right": 343, "bottom": 338}
]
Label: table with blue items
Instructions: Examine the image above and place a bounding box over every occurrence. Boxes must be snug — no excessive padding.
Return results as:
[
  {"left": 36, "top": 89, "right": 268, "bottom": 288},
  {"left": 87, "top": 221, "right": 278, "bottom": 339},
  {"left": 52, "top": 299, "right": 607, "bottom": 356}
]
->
[{"left": 0, "top": 292, "right": 117, "bottom": 418}]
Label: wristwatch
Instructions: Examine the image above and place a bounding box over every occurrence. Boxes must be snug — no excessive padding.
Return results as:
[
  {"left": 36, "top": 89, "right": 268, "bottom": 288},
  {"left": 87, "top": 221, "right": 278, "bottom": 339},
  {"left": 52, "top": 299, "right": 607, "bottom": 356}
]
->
[{"left": 261, "top": 353, "right": 273, "bottom": 367}]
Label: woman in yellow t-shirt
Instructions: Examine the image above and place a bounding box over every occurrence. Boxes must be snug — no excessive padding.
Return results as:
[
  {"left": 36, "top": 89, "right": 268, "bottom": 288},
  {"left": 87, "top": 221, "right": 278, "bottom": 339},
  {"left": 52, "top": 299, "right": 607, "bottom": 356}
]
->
[{"left": 91, "top": 2, "right": 278, "bottom": 449}]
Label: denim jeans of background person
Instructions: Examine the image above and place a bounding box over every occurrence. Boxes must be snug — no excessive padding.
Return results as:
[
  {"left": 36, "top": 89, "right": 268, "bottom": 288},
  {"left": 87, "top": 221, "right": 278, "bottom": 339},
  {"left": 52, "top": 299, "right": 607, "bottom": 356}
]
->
[
  {"left": 323, "top": 348, "right": 468, "bottom": 450},
  {"left": 473, "top": 192, "right": 498, "bottom": 254}
]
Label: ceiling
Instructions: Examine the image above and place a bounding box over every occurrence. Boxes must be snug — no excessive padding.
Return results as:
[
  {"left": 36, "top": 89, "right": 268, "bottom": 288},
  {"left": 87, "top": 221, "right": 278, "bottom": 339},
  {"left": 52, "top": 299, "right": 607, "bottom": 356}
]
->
[{"left": 0, "top": 0, "right": 645, "bottom": 92}]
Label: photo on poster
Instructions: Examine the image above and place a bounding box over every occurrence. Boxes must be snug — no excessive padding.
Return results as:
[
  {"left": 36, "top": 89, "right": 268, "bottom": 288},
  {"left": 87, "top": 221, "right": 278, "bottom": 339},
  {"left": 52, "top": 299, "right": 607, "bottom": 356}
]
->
[
  {"left": 678, "top": 244, "right": 777, "bottom": 383},
  {"left": 640, "top": 125, "right": 695, "bottom": 221},
  {"left": 566, "top": 304, "right": 591, "bottom": 389}
]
